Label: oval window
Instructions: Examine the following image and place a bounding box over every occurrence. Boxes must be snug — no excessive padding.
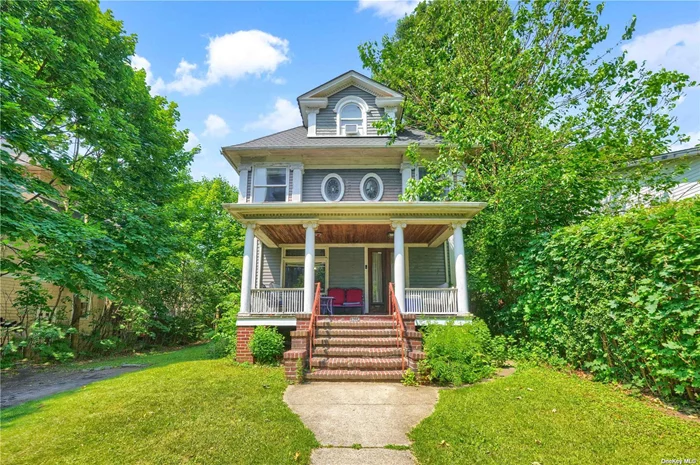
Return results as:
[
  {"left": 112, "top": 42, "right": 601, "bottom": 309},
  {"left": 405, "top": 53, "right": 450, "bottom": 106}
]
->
[
  {"left": 360, "top": 173, "right": 383, "bottom": 202},
  {"left": 321, "top": 173, "right": 344, "bottom": 202}
]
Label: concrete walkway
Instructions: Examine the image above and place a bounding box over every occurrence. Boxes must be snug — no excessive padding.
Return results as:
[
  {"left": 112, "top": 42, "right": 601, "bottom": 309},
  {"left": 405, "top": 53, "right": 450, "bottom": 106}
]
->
[{"left": 284, "top": 383, "right": 439, "bottom": 465}]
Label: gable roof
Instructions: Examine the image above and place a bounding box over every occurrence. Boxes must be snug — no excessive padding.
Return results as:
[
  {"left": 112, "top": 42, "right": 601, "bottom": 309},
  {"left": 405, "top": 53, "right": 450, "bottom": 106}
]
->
[{"left": 297, "top": 70, "right": 404, "bottom": 126}]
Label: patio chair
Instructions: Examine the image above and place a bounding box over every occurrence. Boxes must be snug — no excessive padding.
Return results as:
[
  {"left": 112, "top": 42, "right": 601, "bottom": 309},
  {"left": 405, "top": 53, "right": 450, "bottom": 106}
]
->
[
  {"left": 344, "top": 288, "right": 364, "bottom": 309},
  {"left": 327, "top": 288, "right": 345, "bottom": 309}
]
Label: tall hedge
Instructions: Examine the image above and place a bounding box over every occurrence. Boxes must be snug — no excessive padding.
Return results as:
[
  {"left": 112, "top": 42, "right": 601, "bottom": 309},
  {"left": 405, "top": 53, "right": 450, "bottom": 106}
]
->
[{"left": 512, "top": 198, "right": 699, "bottom": 399}]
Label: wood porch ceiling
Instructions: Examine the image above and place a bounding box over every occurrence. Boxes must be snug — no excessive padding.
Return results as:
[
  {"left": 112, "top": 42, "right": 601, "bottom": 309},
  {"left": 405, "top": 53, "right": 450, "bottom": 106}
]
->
[{"left": 259, "top": 223, "right": 449, "bottom": 246}]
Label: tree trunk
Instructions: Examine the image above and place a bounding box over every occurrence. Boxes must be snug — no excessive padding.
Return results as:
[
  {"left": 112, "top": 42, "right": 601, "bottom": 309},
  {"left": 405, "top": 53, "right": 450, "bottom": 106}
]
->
[{"left": 70, "top": 293, "right": 82, "bottom": 349}]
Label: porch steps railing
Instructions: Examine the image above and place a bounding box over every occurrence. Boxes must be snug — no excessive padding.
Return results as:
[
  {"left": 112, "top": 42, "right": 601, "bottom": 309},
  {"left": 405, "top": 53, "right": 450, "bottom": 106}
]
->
[
  {"left": 404, "top": 288, "right": 458, "bottom": 314},
  {"left": 249, "top": 288, "right": 304, "bottom": 314}
]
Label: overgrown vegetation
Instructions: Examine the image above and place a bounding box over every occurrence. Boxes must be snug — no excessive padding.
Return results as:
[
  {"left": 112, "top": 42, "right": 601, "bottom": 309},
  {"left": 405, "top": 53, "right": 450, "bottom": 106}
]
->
[
  {"left": 421, "top": 320, "right": 507, "bottom": 386},
  {"left": 411, "top": 367, "right": 700, "bottom": 464},
  {"left": 360, "top": 0, "right": 696, "bottom": 398},
  {"left": 249, "top": 326, "right": 285, "bottom": 365},
  {"left": 361, "top": 0, "right": 693, "bottom": 326},
  {"left": 0, "top": 0, "right": 243, "bottom": 365},
  {"left": 512, "top": 198, "right": 699, "bottom": 400},
  {"left": 0, "top": 346, "right": 319, "bottom": 465}
]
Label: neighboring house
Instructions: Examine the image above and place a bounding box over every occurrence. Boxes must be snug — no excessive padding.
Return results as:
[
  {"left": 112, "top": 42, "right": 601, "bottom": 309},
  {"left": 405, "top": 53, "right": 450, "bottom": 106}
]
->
[
  {"left": 0, "top": 147, "right": 104, "bottom": 347},
  {"left": 646, "top": 146, "right": 700, "bottom": 200},
  {"left": 221, "top": 70, "right": 486, "bottom": 381}
]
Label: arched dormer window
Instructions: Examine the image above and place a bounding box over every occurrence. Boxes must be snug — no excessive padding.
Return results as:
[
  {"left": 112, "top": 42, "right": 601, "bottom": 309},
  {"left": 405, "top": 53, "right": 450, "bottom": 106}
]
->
[{"left": 334, "top": 96, "right": 368, "bottom": 136}]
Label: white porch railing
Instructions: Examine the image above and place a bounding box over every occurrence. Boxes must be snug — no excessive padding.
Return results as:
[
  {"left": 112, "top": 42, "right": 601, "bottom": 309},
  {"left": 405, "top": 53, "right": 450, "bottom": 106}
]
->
[
  {"left": 404, "top": 288, "right": 459, "bottom": 314},
  {"left": 249, "top": 288, "right": 305, "bottom": 314}
]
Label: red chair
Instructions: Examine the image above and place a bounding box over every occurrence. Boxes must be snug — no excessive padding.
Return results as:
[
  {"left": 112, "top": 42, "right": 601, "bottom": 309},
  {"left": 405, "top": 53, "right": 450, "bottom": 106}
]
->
[
  {"left": 344, "top": 288, "right": 364, "bottom": 308},
  {"left": 327, "top": 288, "right": 345, "bottom": 309}
]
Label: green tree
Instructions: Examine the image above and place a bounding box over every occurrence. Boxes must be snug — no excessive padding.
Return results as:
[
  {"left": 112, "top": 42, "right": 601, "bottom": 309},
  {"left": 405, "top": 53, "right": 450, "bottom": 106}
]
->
[
  {"left": 360, "top": 0, "right": 694, "bottom": 330},
  {"left": 1, "top": 0, "right": 195, "bottom": 350}
]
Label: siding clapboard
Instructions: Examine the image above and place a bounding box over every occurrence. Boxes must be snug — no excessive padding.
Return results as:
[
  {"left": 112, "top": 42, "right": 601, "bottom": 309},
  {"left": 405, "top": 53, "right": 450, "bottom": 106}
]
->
[
  {"left": 302, "top": 169, "right": 401, "bottom": 202},
  {"left": 329, "top": 248, "right": 365, "bottom": 289},
  {"left": 316, "top": 86, "right": 384, "bottom": 136},
  {"left": 668, "top": 156, "right": 700, "bottom": 200},
  {"left": 408, "top": 247, "right": 447, "bottom": 288},
  {"left": 260, "top": 245, "right": 282, "bottom": 287}
]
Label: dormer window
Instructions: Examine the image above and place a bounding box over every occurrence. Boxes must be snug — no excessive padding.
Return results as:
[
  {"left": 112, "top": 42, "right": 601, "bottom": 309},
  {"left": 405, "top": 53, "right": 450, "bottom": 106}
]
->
[{"left": 334, "top": 96, "right": 368, "bottom": 136}]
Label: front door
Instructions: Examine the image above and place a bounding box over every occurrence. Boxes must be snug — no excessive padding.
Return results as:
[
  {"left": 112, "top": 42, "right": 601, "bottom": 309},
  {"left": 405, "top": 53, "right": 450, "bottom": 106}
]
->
[{"left": 368, "top": 248, "right": 393, "bottom": 314}]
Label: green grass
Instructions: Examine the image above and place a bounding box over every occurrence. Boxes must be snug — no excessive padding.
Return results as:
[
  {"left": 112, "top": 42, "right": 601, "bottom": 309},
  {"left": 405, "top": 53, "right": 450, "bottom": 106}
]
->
[
  {"left": 411, "top": 367, "right": 700, "bottom": 464},
  {"left": 1, "top": 347, "right": 318, "bottom": 465},
  {"left": 65, "top": 343, "right": 211, "bottom": 370}
]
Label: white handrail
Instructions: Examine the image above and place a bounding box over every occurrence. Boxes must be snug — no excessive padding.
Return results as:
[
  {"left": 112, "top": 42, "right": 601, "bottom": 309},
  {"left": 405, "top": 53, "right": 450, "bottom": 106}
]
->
[
  {"left": 404, "top": 288, "right": 459, "bottom": 314},
  {"left": 249, "top": 288, "right": 305, "bottom": 314}
]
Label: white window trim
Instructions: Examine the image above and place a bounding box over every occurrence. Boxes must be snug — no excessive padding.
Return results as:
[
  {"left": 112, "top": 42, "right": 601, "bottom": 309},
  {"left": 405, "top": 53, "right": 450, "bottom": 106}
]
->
[
  {"left": 321, "top": 173, "right": 345, "bottom": 202},
  {"left": 334, "top": 95, "right": 368, "bottom": 136},
  {"left": 281, "top": 245, "right": 329, "bottom": 292},
  {"left": 252, "top": 166, "right": 289, "bottom": 203},
  {"left": 360, "top": 172, "right": 384, "bottom": 202}
]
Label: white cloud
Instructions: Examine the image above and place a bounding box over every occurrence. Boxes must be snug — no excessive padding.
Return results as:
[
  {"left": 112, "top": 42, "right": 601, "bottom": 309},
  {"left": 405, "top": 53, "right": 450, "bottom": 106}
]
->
[
  {"left": 270, "top": 77, "right": 287, "bottom": 85},
  {"left": 202, "top": 114, "right": 230, "bottom": 138},
  {"left": 184, "top": 131, "right": 200, "bottom": 151},
  {"left": 623, "top": 21, "right": 700, "bottom": 80},
  {"left": 244, "top": 98, "right": 301, "bottom": 132},
  {"left": 130, "top": 54, "right": 165, "bottom": 95},
  {"left": 671, "top": 129, "right": 700, "bottom": 151},
  {"left": 357, "top": 0, "right": 419, "bottom": 20},
  {"left": 132, "top": 30, "right": 291, "bottom": 96}
]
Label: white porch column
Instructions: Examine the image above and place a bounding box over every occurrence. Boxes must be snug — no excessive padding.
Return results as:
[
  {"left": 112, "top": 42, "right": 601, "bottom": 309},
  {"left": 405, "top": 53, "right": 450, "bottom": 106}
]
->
[
  {"left": 291, "top": 164, "right": 303, "bottom": 202},
  {"left": 240, "top": 222, "right": 256, "bottom": 313},
  {"left": 303, "top": 222, "right": 318, "bottom": 313},
  {"left": 238, "top": 164, "right": 251, "bottom": 204},
  {"left": 452, "top": 222, "right": 469, "bottom": 314},
  {"left": 392, "top": 222, "right": 407, "bottom": 313}
]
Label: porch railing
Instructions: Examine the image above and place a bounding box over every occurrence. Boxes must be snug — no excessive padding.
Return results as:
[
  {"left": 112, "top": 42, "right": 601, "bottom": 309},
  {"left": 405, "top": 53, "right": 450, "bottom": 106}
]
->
[
  {"left": 308, "top": 282, "right": 322, "bottom": 369},
  {"left": 388, "top": 282, "right": 406, "bottom": 371},
  {"left": 404, "top": 288, "right": 459, "bottom": 314},
  {"left": 249, "top": 288, "right": 304, "bottom": 314}
]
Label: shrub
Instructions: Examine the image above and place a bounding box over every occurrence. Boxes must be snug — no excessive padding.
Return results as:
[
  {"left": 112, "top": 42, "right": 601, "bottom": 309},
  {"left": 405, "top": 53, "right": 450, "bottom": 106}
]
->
[
  {"left": 402, "top": 369, "right": 420, "bottom": 386},
  {"left": 421, "top": 319, "right": 500, "bottom": 385},
  {"left": 248, "top": 326, "right": 285, "bottom": 365},
  {"left": 512, "top": 198, "right": 699, "bottom": 400}
]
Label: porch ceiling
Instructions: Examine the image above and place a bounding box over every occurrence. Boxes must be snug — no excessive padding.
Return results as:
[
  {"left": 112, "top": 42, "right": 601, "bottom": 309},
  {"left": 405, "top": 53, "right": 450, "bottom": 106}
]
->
[
  {"left": 260, "top": 223, "right": 449, "bottom": 245},
  {"left": 223, "top": 201, "right": 488, "bottom": 248}
]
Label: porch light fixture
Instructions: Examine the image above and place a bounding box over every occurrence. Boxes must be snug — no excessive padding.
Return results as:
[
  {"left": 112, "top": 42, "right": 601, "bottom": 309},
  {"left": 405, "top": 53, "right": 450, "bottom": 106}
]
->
[{"left": 387, "top": 231, "right": 394, "bottom": 239}]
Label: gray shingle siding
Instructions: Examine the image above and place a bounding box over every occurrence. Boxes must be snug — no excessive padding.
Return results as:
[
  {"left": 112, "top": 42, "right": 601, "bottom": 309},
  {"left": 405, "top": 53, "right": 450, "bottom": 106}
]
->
[
  {"left": 260, "top": 245, "right": 281, "bottom": 287},
  {"left": 408, "top": 247, "right": 447, "bottom": 288},
  {"left": 302, "top": 169, "right": 402, "bottom": 202},
  {"left": 316, "top": 86, "right": 384, "bottom": 136},
  {"left": 329, "top": 248, "right": 365, "bottom": 289}
]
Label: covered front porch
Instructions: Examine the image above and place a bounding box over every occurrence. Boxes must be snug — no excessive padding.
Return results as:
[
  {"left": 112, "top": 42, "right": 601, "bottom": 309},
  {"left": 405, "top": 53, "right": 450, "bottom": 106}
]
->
[{"left": 224, "top": 202, "right": 486, "bottom": 325}]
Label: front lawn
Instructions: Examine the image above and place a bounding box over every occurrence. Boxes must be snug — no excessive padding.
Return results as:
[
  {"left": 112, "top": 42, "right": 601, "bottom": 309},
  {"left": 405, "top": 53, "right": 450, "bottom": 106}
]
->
[
  {"left": 1, "top": 347, "right": 318, "bottom": 465},
  {"left": 411, "top": 367, "right": 700, "bottom": 464}
]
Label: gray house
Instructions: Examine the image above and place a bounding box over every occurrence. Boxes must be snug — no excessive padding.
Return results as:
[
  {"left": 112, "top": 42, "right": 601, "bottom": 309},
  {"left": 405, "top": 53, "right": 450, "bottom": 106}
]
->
[{"left": 221, "top": 71, "right": 485, "bottom": 380}]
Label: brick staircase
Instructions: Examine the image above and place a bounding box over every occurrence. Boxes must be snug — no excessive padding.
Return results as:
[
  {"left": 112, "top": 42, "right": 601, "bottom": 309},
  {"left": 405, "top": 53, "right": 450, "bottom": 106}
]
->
[{"left": 285, "top": 314, "right": 424, "bottom": 382}]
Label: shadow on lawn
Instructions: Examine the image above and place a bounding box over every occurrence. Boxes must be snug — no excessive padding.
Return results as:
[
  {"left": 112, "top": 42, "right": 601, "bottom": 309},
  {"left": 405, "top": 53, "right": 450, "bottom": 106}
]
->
[{"left": 0, "top": 344, "right": 214, "bottom": 423}]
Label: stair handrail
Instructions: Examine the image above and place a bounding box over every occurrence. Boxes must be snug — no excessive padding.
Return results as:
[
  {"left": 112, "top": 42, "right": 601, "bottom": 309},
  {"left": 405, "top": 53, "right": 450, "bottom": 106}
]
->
[
  {"left": 307, "top": 282, "right": 322, "bottom": 370},
  {"left": 388, "top": 282, "right": 406, "bottom": 371}
]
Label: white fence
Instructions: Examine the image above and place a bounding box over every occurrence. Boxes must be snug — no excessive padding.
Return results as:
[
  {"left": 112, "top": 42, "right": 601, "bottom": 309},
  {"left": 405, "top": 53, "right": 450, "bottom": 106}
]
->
[
  {"left": 404, "top": 288, "right": 459, "bottom": 314},
  {"left": 249, "top": 288, "right": 305, "bottom": 314}
]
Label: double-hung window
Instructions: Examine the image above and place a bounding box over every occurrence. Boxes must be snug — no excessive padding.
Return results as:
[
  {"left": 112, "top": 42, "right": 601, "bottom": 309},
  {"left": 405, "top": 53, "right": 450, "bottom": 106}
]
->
[{"left": 253, "top": 167, "right": 288, "bottom": 202}]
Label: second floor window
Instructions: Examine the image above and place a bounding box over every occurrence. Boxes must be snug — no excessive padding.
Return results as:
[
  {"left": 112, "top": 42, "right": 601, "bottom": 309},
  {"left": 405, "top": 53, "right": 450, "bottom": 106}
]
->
[{"left": 253, "top": 167, "right": 288, "bottom": 202}]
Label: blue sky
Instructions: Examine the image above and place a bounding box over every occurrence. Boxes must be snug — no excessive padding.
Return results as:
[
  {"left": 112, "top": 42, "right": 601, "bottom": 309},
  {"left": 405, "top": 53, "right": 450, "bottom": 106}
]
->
[{"left": 103, "top": 1, "right": 700, "bottom": 186}]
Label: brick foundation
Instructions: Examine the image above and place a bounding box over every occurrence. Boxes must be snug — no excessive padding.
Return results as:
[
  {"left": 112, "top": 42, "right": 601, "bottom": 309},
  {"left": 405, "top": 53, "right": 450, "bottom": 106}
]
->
[{"left": 236, "top": 326, "right": 254, "bottom": 363}]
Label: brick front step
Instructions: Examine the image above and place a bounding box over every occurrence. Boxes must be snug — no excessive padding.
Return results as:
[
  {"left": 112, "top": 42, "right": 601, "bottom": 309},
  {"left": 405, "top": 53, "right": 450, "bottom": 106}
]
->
[
  {"left": 316, "top": 319, "right": 395, "bottom": 329},
  {"left": 312, "top": 346, "right": 404, "bottom": 357},
  {"left": 315, "top": 328, "right": 396, "bottom": 337},
  {"left": 306, "top": 369, "right": 404, "bottom": 381},
  {"left": 311, "top": 357, "right": 405, "bottom": 370},
  {"left": 314, "top": 337, "right": 399, "bottom": 347}
]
